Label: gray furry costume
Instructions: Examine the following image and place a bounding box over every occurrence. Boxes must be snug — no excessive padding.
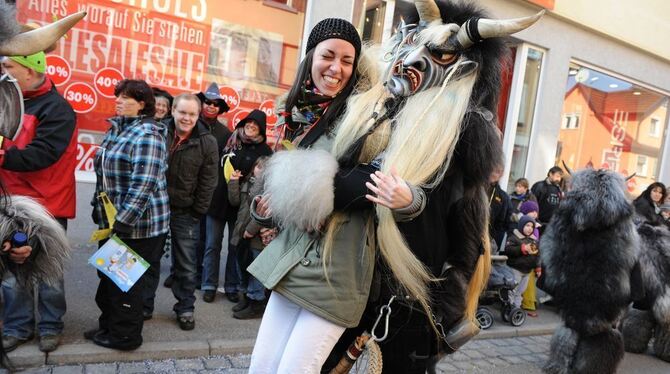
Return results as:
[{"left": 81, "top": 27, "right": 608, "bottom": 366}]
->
[
  {"left": 619, "top": 214, "right": 670, "bottom": 361},
  {"left": 540, "top": 168, "right": 639, "bottom": 374}
]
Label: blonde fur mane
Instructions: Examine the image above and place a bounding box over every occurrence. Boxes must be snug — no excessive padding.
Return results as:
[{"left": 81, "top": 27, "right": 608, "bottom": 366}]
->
[{"left": 329, "top": 42, "right": 489, "bottom": 327}]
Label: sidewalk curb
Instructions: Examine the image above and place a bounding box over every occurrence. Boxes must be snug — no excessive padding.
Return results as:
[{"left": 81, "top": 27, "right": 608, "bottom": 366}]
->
[{"left": 8, "top": 325, "right": 557, "bottom": 369}]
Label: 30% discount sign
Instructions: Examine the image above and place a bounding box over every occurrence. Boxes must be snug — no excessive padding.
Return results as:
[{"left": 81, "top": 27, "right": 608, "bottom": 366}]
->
[{"left": 64, "top": 82, "right": 97, "bottom": 114}]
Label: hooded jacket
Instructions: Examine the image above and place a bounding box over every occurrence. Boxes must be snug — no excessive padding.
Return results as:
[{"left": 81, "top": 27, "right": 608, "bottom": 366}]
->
[
  {"left": 227, "top": 109, "right": 272, "bottom": 177},
  {"left": 504, "top": 229, "right": 539, "bottom": 273},
  {"left": 0, "top": 78, "right": 77, "bottom": 218},
  {"left": 531, "top": 178, "right": 563, "bottom": 224},
  {"left": 199, "top": 116, "right": 233, "bottom": 219}
]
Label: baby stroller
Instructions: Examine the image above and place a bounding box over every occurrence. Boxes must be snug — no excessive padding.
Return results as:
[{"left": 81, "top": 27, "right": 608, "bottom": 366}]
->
[{"left": 475, "top": 254, "right": 527, "bottom": 329}]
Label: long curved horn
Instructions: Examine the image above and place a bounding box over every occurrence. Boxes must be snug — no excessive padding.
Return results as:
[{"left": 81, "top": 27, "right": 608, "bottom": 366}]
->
[
  {"left": 0, "top": 12, "right": 86, "bottom": 56},
  {"left": 454, "top": 10, "right": 545, "bottom": 50},
  {"left": 625, "top": 173, "right": 636, "bottom": 181},
  {"left": 415, "top": 0, "right": 441, "bottom": 23},
  {"left": 561, "top": 160, "right": 573, "bottom": 175}
]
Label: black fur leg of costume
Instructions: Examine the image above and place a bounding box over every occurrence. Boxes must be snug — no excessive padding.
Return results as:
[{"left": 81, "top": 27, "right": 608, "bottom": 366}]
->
[
  {"left": 544, "top": 325, "right": 579, "bottom": 374},
  {"left": 571, "top": 328, "right": 624, "bottom": 374},
  {"left": 544, "top": 326, "right": 624, "bottom": 374},
  {"left": 619, "top": 307, "right": 653, "bottom": 353},
  {"left": 653, "top": 323, "right": 670, "bottom": 362}
]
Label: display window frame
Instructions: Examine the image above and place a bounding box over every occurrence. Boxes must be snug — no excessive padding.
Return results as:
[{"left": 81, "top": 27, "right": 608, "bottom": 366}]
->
[{"left": 557, "top": 58, "right": 670, "bottom": 192}]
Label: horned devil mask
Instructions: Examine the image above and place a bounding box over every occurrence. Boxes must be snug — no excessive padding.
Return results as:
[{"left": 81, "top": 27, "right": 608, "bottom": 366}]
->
[
  {"left": 0, "top": 3, "right": 86, "bottom": 140},
  {"left": 387, "top": 0, "right": 543, "bottom": 97}
]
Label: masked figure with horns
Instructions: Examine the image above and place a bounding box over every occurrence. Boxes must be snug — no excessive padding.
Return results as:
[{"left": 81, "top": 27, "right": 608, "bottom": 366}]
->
[
  {"left": 0, "top": 0, "right": 85, "bottom": 365},
  {"left": 319, "top": 1, "right": 543, "bottom": 372}
]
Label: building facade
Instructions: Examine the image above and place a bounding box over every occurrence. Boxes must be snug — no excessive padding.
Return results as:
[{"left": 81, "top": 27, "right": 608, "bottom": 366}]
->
[{"left": 304, "top": 0, "right": 670, "bottom": 195}]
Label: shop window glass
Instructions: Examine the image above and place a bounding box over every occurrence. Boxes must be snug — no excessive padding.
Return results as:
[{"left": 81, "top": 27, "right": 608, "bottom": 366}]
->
[
  {"left": 556, "top": 62, "right": 669, "bottom": 195},
  {"left": 361, "top": 0, "right": 387, "bottom": 42},
  {"left": 15, "top": 0, "right": 308, "bottom": 180},
  {"left": 506, "top": 47, "right": 544, "bottom": 192}
]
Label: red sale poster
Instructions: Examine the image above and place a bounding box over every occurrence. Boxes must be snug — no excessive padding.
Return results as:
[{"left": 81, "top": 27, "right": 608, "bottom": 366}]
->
[{"left": 15, "top": 0, "right": 306, "bottom": 177}]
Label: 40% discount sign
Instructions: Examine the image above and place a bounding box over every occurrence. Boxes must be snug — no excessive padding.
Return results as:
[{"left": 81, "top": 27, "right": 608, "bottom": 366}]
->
[
  {"left": 45, "top": 55, "right": 71, "bottom": 86},
  {"left": 64, "top": 83, "right": 97, "bottom": 114},
  {"left": 94, "top": 67, "right": 125, "bottom": 98}
]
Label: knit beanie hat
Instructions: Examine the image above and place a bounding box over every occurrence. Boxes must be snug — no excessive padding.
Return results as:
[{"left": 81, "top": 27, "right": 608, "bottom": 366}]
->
[
  {"left": 9, "top": 51, "right": 46, "bottom": 74},
  {"left": 519, "top": 200, "right": 539, "bottom": 215},
  {"left": 518, "top": 215, "right": 537, "bottom": 232},
  {"left": 306, "top": 18, "right": 361, "bottom": 57}
]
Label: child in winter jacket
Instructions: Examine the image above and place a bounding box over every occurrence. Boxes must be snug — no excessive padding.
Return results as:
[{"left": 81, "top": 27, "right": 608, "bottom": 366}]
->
[
  {"left": 504, "top": 215, "right": 541, "bottom": 309},
  {"left": 228, "top": 156, "right": 269, "bottom": 319},
  {"left": 510, "top": 178, "right": 537, "bottom": 222}
]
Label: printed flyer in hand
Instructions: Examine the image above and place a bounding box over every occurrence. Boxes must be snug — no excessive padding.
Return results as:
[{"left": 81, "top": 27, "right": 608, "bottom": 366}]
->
[{"left": 88, "top": 235, "right": 149, "bottom": 292}]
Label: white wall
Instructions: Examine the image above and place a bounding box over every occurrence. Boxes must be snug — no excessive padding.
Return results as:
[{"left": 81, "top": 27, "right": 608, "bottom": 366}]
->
[{"left": 300, "top": 0, "right": 356, "bottom": 58}]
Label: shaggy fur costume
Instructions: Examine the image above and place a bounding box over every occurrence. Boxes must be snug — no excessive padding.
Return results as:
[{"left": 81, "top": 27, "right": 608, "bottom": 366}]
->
[
  {"left": 619, "top": 222, "right": 670, "bottom": 361},
  {"left": 0, "top": 195, "right": 70, "bottom": 287},
  {"left": 540, "top": 168, "right": 639, "bottom": 374},
  {"left": 264, "top": 149, "right": 339, "bottom": 230}
]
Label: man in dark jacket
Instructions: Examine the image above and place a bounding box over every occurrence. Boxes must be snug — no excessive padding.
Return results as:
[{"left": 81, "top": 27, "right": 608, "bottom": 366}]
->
[
  {"left": 193, "top": 83, "right": 243, "bottom": 303},
  {"left": 163, "top": 83, "right": 232, "bottom": 292},
  {"left": 531, "top": 166, "right": 564, "bottom": 231},
  {"left": 151, "top": 93, "right": 218, "bottom": 330},
  {"left": 0, "top": 52, "right": 76, "bottom": 353},
  {"left": 488, "top": 166, "right": 514, "bottom": 251}
]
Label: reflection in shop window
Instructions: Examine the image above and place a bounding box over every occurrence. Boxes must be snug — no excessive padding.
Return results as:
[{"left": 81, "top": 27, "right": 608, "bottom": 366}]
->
[
  {"left": 636, "top": 155, "right": 649, "bottom": 177},
  {"left": 650, "top": 117, "right": 661, "bottom": 137},
  {"left": 556, "top": 62, "right": 669, "bottom": 196}
]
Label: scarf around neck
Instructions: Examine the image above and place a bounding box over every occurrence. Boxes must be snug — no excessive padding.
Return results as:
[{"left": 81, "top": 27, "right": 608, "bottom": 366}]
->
[{"left": 224, "top": 128, "right": 264, "bottom": 153}]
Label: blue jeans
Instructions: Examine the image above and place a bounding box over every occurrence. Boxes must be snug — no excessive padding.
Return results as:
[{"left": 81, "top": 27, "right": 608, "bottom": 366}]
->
[
  {"left": 201, "top": 214, "right": 238, "bottom": 293},
  {"left": 244, "top": 248, "right": 265, "bottom": 301},
  {"left": 2, "top": 276, "right": 66, "bottom": 338},
  {"left": 2, "top": 217, "right": 67, "bottom": 339},
  {"left": 170, "top": 213, "right": 201, "bottom": 315}
]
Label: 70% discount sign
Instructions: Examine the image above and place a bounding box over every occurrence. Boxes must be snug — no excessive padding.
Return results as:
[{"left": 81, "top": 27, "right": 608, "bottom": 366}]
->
[{"left": 64, "top": 83, "right": 97, "bottom": 114}]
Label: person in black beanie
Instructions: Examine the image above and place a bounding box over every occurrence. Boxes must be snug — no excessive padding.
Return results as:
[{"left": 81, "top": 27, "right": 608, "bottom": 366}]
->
[
  {"left": 246, "top": 18, "right": 366, "bottom": 373},
  {"left": 272, "top": 17, "right": 361, "bottom": 151}
]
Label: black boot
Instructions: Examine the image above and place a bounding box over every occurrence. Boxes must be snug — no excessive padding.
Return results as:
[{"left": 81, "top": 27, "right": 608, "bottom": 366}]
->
[
  {"left": 233, "top": 299, "right": 265, "bottom": 319},
  {"left": 232, "top": 293, "right": 249, "bottom": 312}
]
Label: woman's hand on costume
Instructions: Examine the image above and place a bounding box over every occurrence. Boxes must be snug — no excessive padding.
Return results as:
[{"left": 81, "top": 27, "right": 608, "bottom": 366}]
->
[
  {"left": 260, "top": 227, "right": 278, "bottom": 246},
  {"left": 230, "top": 170, "right": 243, "bottom": 181},
  {"left": 254, "top": 195, "right": 272, "bottom": 218},
  {"left": 243, "top": 230, "right": 254, "bottom": 239},
  {"left": 365, "top": 167, "right": 413, "bottom": 209},
  {"left": 2, "top": 241, "right": 32, "bottom": 264}
]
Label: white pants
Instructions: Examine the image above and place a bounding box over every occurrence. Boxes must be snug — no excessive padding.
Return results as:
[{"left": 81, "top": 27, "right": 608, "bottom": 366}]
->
[{"left": 248, "top": 292, "right": 346, "bottom": 374}]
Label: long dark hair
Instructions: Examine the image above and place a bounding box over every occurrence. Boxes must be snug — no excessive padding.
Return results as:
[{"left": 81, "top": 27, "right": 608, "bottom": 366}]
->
[
  {"left": 283, "top": 48, "right": 359, "bottom": 132},
  {"left": 636, "top": 182, "right": 668, "bottom": 205}
]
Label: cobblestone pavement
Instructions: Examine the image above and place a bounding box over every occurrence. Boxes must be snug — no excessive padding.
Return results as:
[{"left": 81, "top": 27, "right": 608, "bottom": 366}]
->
[{"left": 9, "top": 335, "right": 551, "bottom": 373}]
